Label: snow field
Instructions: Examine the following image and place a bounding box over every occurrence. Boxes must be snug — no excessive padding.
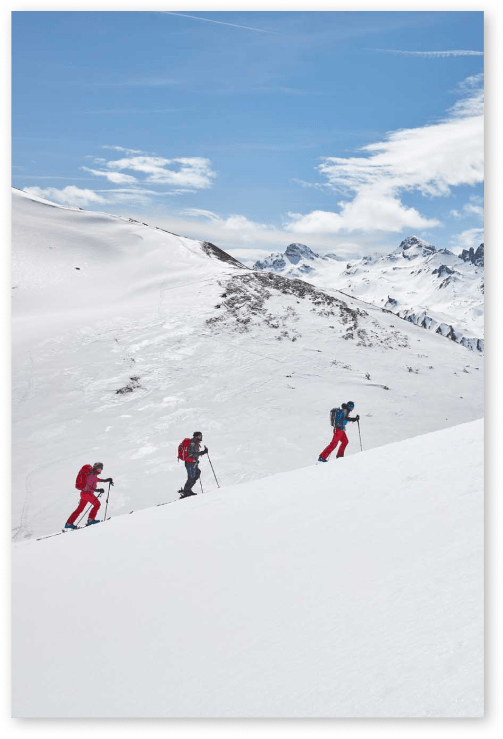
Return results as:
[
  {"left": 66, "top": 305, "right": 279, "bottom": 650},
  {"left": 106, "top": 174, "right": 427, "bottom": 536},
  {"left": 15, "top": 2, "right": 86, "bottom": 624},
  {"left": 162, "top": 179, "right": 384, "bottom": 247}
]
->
[{"left": 12, "top": 420, "right": 484, "bottom": 718}]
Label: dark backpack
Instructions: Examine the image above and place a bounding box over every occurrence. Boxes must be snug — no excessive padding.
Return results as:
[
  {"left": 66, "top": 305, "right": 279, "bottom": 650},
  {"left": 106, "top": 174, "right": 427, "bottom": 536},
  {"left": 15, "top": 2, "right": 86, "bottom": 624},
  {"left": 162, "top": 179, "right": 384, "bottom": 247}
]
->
[
  {"left": 177, "top": 438, "right": 191, "bottom": 461},
  {"left": 75, "top": 464, "right": 92, "bottom": 490},
  {"left": 330, "top": 408, "right": 344, "bottom": 428}
]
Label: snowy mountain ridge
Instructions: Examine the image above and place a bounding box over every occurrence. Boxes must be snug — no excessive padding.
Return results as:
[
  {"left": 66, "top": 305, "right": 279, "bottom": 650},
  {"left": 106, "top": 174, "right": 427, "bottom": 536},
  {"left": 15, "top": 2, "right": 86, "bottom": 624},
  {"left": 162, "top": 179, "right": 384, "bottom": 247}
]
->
[
  {"left": 253, "top": 235, "right": 484, "bottom": 352},
  {"left": 12, "top": 188, "right": 483, "bottom": 541}
]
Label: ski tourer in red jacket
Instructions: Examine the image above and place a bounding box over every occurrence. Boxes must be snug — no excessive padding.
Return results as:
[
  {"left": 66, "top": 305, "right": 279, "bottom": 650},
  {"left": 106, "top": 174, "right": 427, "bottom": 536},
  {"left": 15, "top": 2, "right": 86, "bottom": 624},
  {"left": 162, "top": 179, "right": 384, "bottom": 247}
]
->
[
  {"left": 180, "top": 432, "right": 208, "bottom": 497},
  {"left": 65, "top": 462, "right": 114, "bottom": 529}
]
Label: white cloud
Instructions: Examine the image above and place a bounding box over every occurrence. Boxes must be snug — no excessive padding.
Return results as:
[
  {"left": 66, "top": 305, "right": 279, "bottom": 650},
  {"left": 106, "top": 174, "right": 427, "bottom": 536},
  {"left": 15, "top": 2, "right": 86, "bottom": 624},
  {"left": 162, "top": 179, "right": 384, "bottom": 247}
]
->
[
  {"left": 105, "top": 155, "right": 216, "bottom": 189},
  {"left": 449, "top": 196, "right": 484, "bottom": 221},
  {"left": 457, "top": 73, "right": 485, "bottom": 91},
  {"left": 450, "top": 227, "right": 484, "bottom": 252},
  {"left": 101, "top": 146, "right": 147, "bottom": 155},
  {"left": 225, "top": 247, "right": 277, "bottom": 265},
  {"left": 181, "top": 208, "right": 221, "bottom": 222},
  {"left": 22, "top": 186, "right": 108, "bottom": 207},
  {"left": 286, "top": 190, "right": 438, "bottom": 234},
  {"left": 81, "top": 167, "right": 138, "bottom": 184},
  {"left": 156, "top": 209, "right": 377, "bottom": 259},
  {"left": 288, "top": 76, "right": 483, "bottom": 234}
]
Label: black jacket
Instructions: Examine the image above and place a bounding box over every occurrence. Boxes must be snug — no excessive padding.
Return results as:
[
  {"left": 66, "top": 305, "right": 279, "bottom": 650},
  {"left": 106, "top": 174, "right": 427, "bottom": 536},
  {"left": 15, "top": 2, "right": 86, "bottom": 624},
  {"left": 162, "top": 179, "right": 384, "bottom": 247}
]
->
[{"left": 186, "top": 439, "right": 207, "bottom": 464}]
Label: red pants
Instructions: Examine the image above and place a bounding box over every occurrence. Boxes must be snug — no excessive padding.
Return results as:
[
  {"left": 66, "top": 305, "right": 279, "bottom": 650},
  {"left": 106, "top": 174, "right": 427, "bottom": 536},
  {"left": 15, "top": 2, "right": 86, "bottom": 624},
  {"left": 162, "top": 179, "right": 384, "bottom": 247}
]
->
[
  {"left": 320, "top": 429, "right": 348, "bottom": 460},
  {"left": 67, "top": 491, "right": 101, "bottom": 525}
]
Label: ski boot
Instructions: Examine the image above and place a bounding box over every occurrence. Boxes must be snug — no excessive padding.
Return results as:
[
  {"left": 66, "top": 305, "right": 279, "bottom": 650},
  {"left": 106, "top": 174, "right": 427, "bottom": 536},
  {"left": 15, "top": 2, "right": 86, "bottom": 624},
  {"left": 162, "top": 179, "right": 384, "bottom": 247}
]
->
[
  {"left": 65, "top": 523, "right": 77, "bottom": 530},
  {"left": 86, "top": 519, "right": 100, "bottom": 526},
  {"left": 179, "top": 489, "right": 196, "bottom": 498},
  {"left": 318, "top": 456, "right": 328, "bottom": 463}
]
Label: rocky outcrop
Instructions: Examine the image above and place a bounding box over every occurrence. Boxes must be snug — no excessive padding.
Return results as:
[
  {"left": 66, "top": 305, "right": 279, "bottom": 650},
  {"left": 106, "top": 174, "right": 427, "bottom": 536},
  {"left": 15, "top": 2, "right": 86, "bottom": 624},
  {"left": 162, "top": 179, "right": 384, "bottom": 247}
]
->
[{"left": 459, "top": 243, "right": 484, "bottom": 267}]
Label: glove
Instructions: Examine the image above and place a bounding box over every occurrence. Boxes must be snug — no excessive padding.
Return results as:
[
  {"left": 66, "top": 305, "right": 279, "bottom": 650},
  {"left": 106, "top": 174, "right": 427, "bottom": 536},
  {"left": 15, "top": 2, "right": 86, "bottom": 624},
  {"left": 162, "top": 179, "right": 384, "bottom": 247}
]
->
[
  {"left": 96, "top": 488, "right": 105, "bottom": 494},
  {"left": 104, "top": 478, "right": 114, "bottom": 485},
  {"left": 201, "top": 446, "right": 208, "bottom": 455},
  {"left": 355, "top": 415, "right": 360, "bottom": 421}
]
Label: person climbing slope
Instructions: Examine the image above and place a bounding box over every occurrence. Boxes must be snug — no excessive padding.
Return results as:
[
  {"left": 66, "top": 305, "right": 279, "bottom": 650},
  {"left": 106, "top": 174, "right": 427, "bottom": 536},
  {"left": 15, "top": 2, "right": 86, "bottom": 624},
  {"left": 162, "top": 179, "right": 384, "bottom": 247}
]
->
[
  {"left": 178, "top": 431, "right": 208, "bottom": 497},
  {"left": 65, "top": 462, "right": 114, "bottom": 529},
  {"left": 318, "top": 401, "right": 360, "bottom": 462}
]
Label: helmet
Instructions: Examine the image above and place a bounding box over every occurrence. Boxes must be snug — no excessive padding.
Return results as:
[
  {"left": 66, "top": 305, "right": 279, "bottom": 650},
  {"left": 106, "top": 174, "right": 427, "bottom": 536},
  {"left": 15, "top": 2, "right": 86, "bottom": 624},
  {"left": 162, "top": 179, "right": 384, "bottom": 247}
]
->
[
  {"left": 193, "top": 431, "right": 203, "bottom": 440},
  {"left": 93, "top": 462, "right": 104, "bottom": 470},
  {"left": 347, "top": 401, "right": 355, "bottom": 409}
]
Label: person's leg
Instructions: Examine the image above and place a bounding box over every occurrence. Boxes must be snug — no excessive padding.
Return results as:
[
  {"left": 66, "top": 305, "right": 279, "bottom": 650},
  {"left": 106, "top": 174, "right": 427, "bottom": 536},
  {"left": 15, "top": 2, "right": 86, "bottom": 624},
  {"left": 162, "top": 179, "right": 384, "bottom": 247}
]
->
[
  {"left": 183, "top": 463, "right": 198, "bottom": 493},
  {"left": 320, "top": 429, "right": 343, "bottom": 460},
  {"left": 86, "top": 493, "right": 101, "bottom": 522},
  {"left": 66, "top": 495, "right": 87, "bottom": 525},
  {"left": 335, "top": 431, "right": 349, "bottom": 457}
]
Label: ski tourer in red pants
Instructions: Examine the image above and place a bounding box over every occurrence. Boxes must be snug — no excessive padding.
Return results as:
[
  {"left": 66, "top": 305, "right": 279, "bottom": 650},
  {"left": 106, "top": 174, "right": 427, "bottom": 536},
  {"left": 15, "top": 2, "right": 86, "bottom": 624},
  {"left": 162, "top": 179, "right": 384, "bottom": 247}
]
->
[
  {"left": 320, "top": 428, "right": 349, "bottom": 460},
  {"left": 318, "top": 401, "right": 360, "bottom": 462},
  {"left": 65, "top": 462, "right": 114, "bottom": 529}
]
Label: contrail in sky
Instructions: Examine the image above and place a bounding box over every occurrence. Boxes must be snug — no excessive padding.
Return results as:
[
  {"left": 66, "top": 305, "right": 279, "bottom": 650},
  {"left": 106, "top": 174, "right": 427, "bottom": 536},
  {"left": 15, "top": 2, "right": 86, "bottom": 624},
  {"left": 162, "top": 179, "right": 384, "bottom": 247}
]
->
[
  {"left": 160, "top": 11, "right": 280, "bottom": 35},
  {"left": 374, "top": 49, "right": 483, "bottom": 57}
]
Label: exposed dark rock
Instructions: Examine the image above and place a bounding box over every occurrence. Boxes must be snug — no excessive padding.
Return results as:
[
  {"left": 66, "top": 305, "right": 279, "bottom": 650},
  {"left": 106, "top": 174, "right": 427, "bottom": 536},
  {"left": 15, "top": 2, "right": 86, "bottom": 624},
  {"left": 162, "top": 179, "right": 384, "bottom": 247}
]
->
[
  {"left": 459, "top": 243, "right": 484, "bottom": 267},
  {"left": 432, "top": 265, "right": 456, "bottom": 278},
  {"left": 200, "top": 241, "right": 246, "bottom": 269}
]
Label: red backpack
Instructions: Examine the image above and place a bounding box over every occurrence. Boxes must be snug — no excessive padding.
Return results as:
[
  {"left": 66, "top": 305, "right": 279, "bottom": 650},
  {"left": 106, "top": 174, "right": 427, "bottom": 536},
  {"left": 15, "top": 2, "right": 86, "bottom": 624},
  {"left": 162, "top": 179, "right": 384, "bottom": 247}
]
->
[
  {"left": 177, "top": 438, "right": 191, "bottom": 462},
  {"left": 75, "top": 464, "right": 92, "bottom": 490}
]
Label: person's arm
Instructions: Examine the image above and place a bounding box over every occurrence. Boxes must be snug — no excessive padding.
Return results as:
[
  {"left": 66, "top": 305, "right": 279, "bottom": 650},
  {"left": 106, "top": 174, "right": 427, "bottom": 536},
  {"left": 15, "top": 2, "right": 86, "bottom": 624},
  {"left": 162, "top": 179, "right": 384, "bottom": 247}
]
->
[{"left": 188, "top": 442, "right": 208, "bottom": 459}]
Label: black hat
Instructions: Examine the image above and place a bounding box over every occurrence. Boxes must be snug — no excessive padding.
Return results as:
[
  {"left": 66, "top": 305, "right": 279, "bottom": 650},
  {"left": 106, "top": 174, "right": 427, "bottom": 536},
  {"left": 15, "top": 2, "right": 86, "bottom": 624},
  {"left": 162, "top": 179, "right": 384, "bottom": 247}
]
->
[
  {"left": 347, "top": 401, "right": 355, "bottom": 408},
  {"left": 193, "top": 431, "right": 203, "bottom": 439}
]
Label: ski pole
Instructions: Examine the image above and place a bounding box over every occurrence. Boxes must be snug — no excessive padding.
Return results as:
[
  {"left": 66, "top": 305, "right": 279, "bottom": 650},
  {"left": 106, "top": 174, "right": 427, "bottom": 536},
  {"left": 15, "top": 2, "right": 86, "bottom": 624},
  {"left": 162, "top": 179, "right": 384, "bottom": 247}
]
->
[
  {"left": 357, "top": 419, "right": 363, "bottom": 452},
  {"left": 207, "top": 454, "right": 220, "bottom": 488},
  {"left": 104, "top": 481, "right": 112, "bottom": 521},
  {"left": 76, "top": 491, "right": 104, "bottom": 527},
  {"left": 199, "top": 478, "right": 204, "bottom": 494}
]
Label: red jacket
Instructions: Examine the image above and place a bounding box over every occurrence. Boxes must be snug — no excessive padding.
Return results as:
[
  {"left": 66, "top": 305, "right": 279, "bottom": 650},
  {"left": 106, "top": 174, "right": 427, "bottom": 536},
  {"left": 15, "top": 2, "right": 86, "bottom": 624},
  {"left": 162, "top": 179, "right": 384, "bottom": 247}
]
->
[{"left": 83, "top": 472, "right": 105, "bottom": 493}]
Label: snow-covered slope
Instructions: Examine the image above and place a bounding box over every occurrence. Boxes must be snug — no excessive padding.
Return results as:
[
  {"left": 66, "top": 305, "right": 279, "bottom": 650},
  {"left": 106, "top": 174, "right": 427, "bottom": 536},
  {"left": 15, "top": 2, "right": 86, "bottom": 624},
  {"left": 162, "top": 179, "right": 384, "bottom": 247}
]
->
[
  {"left": 12, "top": 421, "right": 484, "bottom": 718},
  {"left": 253, "top": 236, "right": 484, "bottom": 352},
  {"left": 12, "top": 190, "right": 483, "bottom": 541}
]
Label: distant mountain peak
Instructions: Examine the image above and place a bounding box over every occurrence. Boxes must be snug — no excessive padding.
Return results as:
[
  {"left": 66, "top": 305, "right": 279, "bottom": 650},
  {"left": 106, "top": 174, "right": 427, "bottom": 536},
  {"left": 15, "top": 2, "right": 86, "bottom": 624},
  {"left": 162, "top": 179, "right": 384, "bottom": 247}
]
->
[
  {"left": 253, "top": 243, "right": 343, "bottom": 272},
  {"left": 284, "top": 243, "right": 319, "bottom": 263},
  {"left": 395, "top": 236, "right": 437, "bottom": 258}
]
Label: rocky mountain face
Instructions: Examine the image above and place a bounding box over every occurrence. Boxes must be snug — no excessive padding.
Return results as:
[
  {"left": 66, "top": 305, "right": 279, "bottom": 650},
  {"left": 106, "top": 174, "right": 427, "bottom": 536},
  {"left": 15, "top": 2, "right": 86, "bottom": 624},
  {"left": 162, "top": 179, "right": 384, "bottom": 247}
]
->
[
  {"left": 253, "top": 236, "right": 484, "bottom": 353},
  {"left": 459, "top": 244, "right": 484, "bottom": 267}
]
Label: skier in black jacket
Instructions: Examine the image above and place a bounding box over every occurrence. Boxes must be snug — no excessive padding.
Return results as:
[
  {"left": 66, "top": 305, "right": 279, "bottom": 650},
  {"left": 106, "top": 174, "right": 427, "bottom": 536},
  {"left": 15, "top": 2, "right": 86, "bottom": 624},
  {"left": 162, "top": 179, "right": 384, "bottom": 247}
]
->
[{"left": 180, "top": 431, "right": 208, "bottom": 497}]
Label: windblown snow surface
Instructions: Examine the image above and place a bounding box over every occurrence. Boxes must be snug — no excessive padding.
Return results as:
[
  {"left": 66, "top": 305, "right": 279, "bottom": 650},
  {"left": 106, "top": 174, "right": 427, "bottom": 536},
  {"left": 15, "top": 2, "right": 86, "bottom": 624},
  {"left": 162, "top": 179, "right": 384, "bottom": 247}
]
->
[{"left": 12, "top": 421, "right": 483, "bottom": 717}]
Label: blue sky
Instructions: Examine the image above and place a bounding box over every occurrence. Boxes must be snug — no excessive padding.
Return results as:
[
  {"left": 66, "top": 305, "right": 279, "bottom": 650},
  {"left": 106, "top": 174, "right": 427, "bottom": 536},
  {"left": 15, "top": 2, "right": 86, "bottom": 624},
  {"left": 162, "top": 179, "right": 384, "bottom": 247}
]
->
[{"left": 12, "top": 10, "right": 484, "bottom": 261}]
